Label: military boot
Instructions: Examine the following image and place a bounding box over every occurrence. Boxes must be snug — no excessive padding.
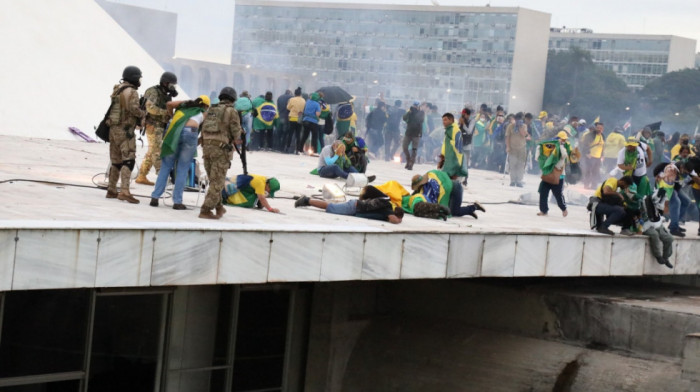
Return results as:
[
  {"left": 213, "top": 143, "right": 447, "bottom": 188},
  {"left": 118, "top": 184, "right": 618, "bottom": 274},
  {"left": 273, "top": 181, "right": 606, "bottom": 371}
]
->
[
  {"left": 215, "top": 205, "right": 227, "bottom": 218},
  {"left": 117, "top": 190, "right": 140, "bottom": 204},
  {"left": 135, "top": 175, "right": 154, "bottom": 186},
  {"left": 199, "top": 208, "right": 218, "bottom": 219},
  {"left": 106, "top": 166, "right": 120, "bottom": 197},
  {"left": 118, "top": 166, "right": 139, "bottom": 204}
]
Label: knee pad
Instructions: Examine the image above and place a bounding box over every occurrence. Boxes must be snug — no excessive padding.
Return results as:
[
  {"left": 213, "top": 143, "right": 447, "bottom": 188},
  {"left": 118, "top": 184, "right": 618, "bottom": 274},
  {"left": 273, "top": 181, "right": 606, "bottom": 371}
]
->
[{"left": 123, "top": 159, "right": 135, "bottom": 171}]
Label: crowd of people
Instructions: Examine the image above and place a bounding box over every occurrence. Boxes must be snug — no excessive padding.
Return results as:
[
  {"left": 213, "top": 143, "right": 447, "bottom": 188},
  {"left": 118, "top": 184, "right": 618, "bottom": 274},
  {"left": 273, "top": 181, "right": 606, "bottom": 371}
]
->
[{"left": 102, "top": 66, "right": 699, "bottom": 244}]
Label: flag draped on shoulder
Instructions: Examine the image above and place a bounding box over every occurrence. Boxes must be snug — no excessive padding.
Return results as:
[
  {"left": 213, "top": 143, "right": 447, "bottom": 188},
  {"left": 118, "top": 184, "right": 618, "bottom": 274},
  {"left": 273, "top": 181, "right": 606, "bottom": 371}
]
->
[
  {"left": 441, "top": 123, "right": 468, "bottom": 177},
  {"left": 161, "top": 107, "right": 204, "bottom": 157}
]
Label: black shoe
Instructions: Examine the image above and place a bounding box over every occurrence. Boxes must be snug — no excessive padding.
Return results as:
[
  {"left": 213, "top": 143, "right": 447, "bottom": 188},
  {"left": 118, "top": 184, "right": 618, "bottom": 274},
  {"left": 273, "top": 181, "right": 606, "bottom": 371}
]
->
[
  {"left": 173, "top": 203, "right": 187, "bottom": 210},
  {"left": 596, "top": 226, "right": 614, "bottom": 235},
  {"left": 150, "top": 198, "right": 158, "bottom": 207},
  {"left": 663, "top": 259, "right": 674, "bottom": 269},
  {"left": 466, "top": 211, "right": 478, "bottom": 219},
  {"left": 516, "top": 182, "right": 524, "bottom": 188},
  {"left": 670, "top": 229, "right": 685, "bottom": 237},
  {"left": 678, "top": 227, "right": 686, "bottom": 232},
  {"left": 656, "top": 256, "right": 666, "bottom": 265},
  {"left": 367, "top": 175, "right": 376, "bottom": 183},
  {"left": 461, "top": 179, "right": 468, "bottom": 187},
  {"left": 474, "top": 201, "right": 486, "bottom": 213},
  {"left": 294, "top": 195, "right": 310, "bottom": 208}
]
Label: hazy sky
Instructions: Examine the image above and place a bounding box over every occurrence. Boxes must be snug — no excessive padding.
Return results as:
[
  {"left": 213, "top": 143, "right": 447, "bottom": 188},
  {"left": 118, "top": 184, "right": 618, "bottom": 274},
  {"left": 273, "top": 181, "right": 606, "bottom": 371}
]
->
[{"left": 274, "top": 0, "right": 700, "bottom": 51}]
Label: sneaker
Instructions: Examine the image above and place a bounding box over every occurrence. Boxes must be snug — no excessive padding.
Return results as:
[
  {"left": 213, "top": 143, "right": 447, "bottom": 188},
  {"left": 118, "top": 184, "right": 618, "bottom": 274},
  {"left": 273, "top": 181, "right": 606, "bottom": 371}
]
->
[
  {"left": 150, "top": 198, "right": 158, "bottom": 207},
  {"left": 294, "top": 195, "right": 310, "bottom": 208},
  {"left": 173, "top": 203, "right": 187, "bottom": 210},
  {"left": 669, "top": 229, "right": 685, "bottom": 237},
  {"left": 117, "top": 192, "right": 139, "bottom": 204},
  {"left": 367, "top": 175, "right": 376, "bottom": 183},
  {"left": 474, "top": 201, "right": 486, "bottom": 213},
  {"left": 466, "top": 211, "right": 478, "bottom": 219},
  {"left": 135, "top": 175, "right": 154, "bottom": 186},
  {"left": 106, "top": 190, "right": 118, "bottom": 199},
  {"left": 596, "top": 226, "right": 614, "bottom": 235}
]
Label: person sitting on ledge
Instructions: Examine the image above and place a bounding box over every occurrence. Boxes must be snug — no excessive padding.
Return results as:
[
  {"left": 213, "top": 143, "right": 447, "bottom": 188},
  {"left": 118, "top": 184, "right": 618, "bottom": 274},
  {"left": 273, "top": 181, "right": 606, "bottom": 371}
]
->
[
  {"left": 295, "top": 185, "right": 403, "bottom": 224},
  {"left": 222, "top": 174, "right": 280, "bottom": 213}
]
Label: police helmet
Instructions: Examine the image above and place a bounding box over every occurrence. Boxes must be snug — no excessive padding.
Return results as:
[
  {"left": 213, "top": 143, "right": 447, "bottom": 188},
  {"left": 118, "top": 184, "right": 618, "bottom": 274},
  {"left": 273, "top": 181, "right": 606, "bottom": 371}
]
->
[
  {"left": 122, "top": 66, "right": 142, "bottom": 86},
  {"left": 160, "top": 71, "right": 177, "bottom": 85},
  {"left": 219, "top": 86, "right": 237, "bottom": 102}
]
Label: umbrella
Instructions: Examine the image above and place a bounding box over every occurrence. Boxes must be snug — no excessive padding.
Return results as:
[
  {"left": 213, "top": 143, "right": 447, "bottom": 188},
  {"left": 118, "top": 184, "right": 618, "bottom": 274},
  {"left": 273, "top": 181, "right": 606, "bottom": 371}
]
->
[
  {"left": 316, "top": 86, "right": 352, "bottom": 105},
  {"left": 643, "top": 121, "right": 662, "bottom": 131}
]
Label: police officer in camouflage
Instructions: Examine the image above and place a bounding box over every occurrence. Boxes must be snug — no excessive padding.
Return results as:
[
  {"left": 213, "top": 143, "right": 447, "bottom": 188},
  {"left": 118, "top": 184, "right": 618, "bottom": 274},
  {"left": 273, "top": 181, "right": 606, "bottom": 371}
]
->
[
  {"left": 106, "top": 66, "right": 145, "bottom": 204},
  {"left": 135, "top": 71, "right": 178, "bottom": 185},
  {"left": 199, "top": 87, "right": 243, "bottom": 219}
]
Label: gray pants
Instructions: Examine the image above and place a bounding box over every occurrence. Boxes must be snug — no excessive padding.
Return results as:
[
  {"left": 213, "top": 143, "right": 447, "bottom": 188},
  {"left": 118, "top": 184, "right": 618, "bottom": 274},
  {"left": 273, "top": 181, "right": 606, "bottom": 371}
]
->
[
  {"left": 508, "top": 147, "right": 527, "bottom": 184},
  {"left": 644, "top": 225, "right": 673, "bottom": 260}
]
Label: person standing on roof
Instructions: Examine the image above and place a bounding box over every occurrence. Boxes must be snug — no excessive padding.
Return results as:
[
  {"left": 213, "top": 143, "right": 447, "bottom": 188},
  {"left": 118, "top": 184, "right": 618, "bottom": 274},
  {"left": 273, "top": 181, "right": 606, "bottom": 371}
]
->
[{"left": 105, "top": 66, "right": 146, "bottom": 204}]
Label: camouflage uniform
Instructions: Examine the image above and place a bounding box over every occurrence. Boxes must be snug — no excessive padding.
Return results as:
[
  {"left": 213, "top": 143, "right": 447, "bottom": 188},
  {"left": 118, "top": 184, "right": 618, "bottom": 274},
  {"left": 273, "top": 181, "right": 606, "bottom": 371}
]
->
[
  {"left": 200, "top": 99, "right": 243, "bottom": 218},
  {"left": 107, "top": 82, "right": 145, "bottom": 198},
  {"left": 138, "top": 85, "right": 171, "bottom": 177}
]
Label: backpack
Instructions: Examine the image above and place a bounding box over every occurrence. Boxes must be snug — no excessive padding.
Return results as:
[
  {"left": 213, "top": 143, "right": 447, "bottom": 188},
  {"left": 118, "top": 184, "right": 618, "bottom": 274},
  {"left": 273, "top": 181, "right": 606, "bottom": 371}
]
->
[
  {"left": 337, "top": 103, "right": 353, "bottom": 121},
  {"left": 323, "top": 112, "right": 334, "bottom": 135},
  {"left": 95, "top": 85, "right": 130, "bottom": 142},
  {"left": 257, "top": 102, "right": 277, "bottom": 126}
]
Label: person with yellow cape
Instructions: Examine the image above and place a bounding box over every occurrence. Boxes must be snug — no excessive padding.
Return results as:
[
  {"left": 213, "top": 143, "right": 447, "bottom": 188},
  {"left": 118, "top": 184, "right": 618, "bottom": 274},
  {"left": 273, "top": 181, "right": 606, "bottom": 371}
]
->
[
  {"left": 150, "top": 95, "right": 210, "bottom": 210},
  {"left": 537, "top": 131, "right": 572, "bottom": 217},
  {"left": 222, "top": 174, "right": 280, "bottom": 213},
  {"left": 438, "top": 112, "right": 469, "bottom": 179}
]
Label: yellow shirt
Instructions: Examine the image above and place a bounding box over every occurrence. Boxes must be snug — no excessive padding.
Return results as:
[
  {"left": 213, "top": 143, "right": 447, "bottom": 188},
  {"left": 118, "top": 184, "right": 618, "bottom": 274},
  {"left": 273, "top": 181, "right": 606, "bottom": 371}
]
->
[
  {"left": 349, "top": 112, "right": 357, "bottom": 128},
  {"left": 286, "top": 96, "right": 306, "bottom": 122},
  {"left": 228, "top": 174, "right": 266, "bottom": 205},
  {"left": 603, "top": 132, "right": 626, "bottom": 158},
  {"left": 589, "top": 133, "right": 605, "bottom": 158},
  {"left": 594, "top": 177, "right": 618, "bottom": 199}
]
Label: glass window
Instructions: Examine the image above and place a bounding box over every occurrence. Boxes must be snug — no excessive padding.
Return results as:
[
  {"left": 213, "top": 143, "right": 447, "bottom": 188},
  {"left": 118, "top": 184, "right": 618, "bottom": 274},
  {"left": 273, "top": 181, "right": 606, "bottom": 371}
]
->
[
  {"left": 0, "top": 290, "right": 90, "bottom": 378},
  {"left": 232, "top": 290, "right": 290, "bottom": 392},
  {"left": 0, "top": 380, "right": 81, "bottom": 392},
  {"left": 87, "top": 294, "right": 166, "bottom": 392}
]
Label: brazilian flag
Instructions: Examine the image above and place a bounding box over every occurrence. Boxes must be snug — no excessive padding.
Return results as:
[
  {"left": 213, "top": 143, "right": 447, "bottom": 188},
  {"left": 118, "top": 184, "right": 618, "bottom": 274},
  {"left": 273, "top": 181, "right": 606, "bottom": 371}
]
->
[
  {"left": 537, "top": 139, "right": 571, "bottom": 175},
  {"left": 441, "top": 123, "right": 468, "bottom": 177},
  {"left": 161, "top": 107, "right": 204, "bottom": 157}
]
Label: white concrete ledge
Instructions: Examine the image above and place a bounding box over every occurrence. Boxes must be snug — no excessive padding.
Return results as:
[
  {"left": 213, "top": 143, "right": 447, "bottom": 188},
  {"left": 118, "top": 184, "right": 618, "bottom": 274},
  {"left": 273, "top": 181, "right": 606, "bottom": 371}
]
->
[{"left": 2, "top": 228, "right": 699, "bottom": 291}]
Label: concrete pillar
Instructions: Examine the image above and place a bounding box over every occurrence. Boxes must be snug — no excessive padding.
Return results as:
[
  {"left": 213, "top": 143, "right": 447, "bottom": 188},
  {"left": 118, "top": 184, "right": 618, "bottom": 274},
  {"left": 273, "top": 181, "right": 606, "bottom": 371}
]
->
[{"left": 682, "top": 333, "right": 700, "bottom": 391}]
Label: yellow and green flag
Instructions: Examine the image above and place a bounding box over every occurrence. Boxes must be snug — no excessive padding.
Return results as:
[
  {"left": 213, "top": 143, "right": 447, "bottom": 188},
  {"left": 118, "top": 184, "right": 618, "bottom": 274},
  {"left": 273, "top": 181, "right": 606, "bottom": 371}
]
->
[{"left": 161, "top": 107, "right": 204, "bottom": 157}]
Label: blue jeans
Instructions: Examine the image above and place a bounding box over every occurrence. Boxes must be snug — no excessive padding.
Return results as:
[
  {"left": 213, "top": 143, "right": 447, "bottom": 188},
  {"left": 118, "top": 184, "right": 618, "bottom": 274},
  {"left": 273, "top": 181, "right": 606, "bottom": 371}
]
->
[
  {"left": 318, "top": 164, "right": 357, "bottom": 179},
  {"left": 241, "top": 113, "right": 253, "bottom": 144},
  {"left": 151, "top": 127, "right": 199, "bottom": 204},
  {"left": 326, "top": 200, "right": 357, "bottom": 216},
  {"left": 669, "top": 188, "right": 690, "bottom": 230},
  {"left": 539, "top": 178, "right": 566, "bottom": 214},
  {"left": 448, "top": 180, "right": 476, "bottom": 217}
]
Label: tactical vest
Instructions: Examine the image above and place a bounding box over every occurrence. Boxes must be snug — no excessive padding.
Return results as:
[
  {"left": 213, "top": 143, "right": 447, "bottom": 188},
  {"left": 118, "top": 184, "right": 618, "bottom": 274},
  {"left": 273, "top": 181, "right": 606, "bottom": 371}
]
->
[
  {"left": 107, "top": 84, "right": 135, "bottom": 127},
  {"left": 201, "top": 103, "right": 235, "bottom": 144},
  {"left": 144, "top": 86, "right": 170, "bottom": 126}
]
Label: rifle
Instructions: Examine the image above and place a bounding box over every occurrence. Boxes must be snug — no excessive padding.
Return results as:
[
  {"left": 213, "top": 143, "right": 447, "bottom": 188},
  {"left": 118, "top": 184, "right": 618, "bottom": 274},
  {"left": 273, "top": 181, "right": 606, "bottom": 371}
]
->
[{"left": 236, "top": 110, "right": 248, "bottom": 175}]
